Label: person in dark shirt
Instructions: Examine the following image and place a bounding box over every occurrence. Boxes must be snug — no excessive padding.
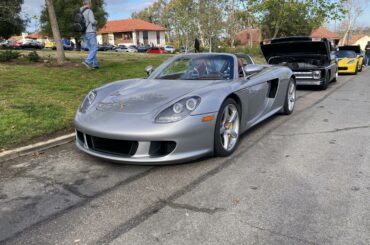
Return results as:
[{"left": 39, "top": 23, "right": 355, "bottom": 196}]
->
[
  {"left": 194, "top": 38, "right": 200, "bottom": 53},
  {"left": 365, "top": 41, "right": 370, "bottom": 66}
]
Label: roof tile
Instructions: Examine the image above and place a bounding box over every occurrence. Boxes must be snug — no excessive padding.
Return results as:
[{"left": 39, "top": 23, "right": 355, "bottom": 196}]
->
[{"left": 98, "top": 19, "right": 166, "bottom": 34}]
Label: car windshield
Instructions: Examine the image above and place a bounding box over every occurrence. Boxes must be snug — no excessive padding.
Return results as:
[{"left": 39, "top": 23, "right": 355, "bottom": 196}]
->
[
  {"left": 156, "top": 55, "right": 234, "bottom": 80},
  {"left": 336, "top": 50, "right": 357, "bottom": 58}
]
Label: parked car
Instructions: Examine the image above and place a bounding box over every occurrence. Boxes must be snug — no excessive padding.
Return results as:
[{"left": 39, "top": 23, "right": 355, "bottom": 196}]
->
[
  {"left": 21, "top": 40, "right": 44, "bottom": 49},
  {"left": 180, "top": 46, "right": 190, "bottom": 53},
  {"left": 12, "top": 41, "right": 22, "bottom": 49},
  {"left": 75, "top": 53, "right": 296, "bottom": 164},
  {"left": 261, "top": 36, "right": 337, "bottom": 90},
  {"left": 53, "top": 38, "right": 74, "bottom": 50},
  {"left": 147, "top": 47, "right": 166, "bottom": 54},
  {"left": 115, "top": 44, "right": 137, "bottom": 52},
  {"left": 338, "top": 45, "right": 364, "bottom": 72},
  {"left": 336, "top": 50, "right": 362, "bottom": 75},
  {"left": 0, "top": 40, "right": 11, "bottom": 48},
  {"left": 44, "top": 40, "right": 56, "bottom": 49},
  {"left": 137, "top": 44, "right": 151, "bottom": 53},
  {"left": 164, "top": 45, "right": 176, "bottom": 53},
  {"left": 98, "top": 44, "right": 115, "bottom": 51}
]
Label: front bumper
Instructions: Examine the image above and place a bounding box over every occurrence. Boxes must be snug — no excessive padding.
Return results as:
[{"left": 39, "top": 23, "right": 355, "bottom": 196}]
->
[
  {"left": 338, "top": 64, "right": 357, "bottom": 74},
  {"left": 75, "top": 112, "right": 217, "bottom": 164},
  {"left": 293, "top": 71, "right": 325, "bottom": 86}
]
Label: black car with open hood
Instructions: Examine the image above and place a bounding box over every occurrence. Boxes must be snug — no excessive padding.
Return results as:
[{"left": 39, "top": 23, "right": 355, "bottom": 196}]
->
[{"left": 260, "top": 37, "right": 338, "bottom": 90}]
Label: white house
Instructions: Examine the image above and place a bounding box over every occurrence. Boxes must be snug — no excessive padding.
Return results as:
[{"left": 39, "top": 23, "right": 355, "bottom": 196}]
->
[
  {"left": 340, "top": 34, "right": 370, "bottom": 50},
  {"left": 97, "top": 19, "right": 166, "bottom": 46}
]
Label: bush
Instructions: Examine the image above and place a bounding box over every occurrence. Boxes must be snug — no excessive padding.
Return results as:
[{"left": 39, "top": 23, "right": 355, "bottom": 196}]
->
[
  {"left": 28, "top": 51, "right": 40, "bottom": 62},
  {"left": 0, "top": 50, "right": 20, "bottom": 62}
]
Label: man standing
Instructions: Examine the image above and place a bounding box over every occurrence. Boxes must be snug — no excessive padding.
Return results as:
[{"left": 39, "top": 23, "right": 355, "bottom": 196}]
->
[
  {"left": 365, "top": 41, "right": 370, "bottom": 66},
  {"left": 194, "top": 38, "right": 200, "bottom": 53},
  {"left": 81, "top": 0, "right": 99, "bottom": 69}
]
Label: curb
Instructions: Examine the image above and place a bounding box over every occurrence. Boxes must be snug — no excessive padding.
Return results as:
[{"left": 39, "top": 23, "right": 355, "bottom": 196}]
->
[{"left": 0, "top": 133, "right": 75, "bottom": 163}]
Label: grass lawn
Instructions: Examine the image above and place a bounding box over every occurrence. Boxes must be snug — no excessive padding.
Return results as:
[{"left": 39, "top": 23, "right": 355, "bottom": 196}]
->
[
  {"left": 0, "top": 51, "right": 170, "bottom": 150},
  {"left": 0, "top": 50, "right": 265, "bottom": 150}
]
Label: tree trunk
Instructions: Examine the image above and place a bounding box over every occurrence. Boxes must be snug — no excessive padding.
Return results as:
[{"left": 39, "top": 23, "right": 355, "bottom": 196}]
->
[{"left": 45, "top": 0, "right": 65, "bottom": 65}]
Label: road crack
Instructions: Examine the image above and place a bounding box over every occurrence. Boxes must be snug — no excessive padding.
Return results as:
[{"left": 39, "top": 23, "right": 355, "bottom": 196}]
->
[
  {"left": 164, "top": 200, "right": 226, "bottom": 215},
  {"left": 273, "top": 125, "right": 370, "bottom": 137},
  {"left": 243, "top": 221, "right": 319, "bottom": 245}
]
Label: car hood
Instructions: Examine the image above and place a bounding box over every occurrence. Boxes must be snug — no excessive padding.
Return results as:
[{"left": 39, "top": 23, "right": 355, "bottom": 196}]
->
[
  {"left": 338, "top": 46, "right": 361, "bottom": 54},
  {"left": 338, "top": 58, "right": 357, "bottom": 65},
  {"left": 95, "top": 79, "right": 216, "bottom": 114},
  {"left": 261, "top": 41, "right": 329, "bottom": 63}
]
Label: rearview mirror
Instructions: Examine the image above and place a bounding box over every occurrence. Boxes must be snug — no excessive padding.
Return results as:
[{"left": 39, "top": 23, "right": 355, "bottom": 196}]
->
[
  {"left": 244, "top": 64, "right": 264, "bottom": 75},
  {"left": 145, "top": 65, "right": 153, "bottom": 76}
]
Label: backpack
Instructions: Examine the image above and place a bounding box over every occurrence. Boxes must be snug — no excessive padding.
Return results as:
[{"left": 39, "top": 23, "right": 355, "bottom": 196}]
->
[{"left": 73, "top": 8, "right": 88, "bottom": 32}]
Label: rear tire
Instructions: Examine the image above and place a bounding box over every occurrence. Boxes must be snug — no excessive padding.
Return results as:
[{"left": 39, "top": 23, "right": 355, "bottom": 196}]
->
[
  {"left": 214, "top": 98, "right": 240, "bottom": 157},
  {"left": 282, "top": 77, "right": 296, "bottom": 115}
]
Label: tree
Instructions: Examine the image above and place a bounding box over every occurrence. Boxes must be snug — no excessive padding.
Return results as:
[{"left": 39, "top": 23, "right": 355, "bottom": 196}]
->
[
  {"left": 40, "top": 0, "right": 108, "bottom": 39},
  {"left": 245, "top": 0, "right": 345, "bottom": 39},
  {"left": 45, "top": 0, "right": 65, "bottom": 65},
  {"left": 0, "top": 0, "right": 26, "bottom": 39},
  {"left": 340, "top": 0, "right": 369, "bottom": 45}
]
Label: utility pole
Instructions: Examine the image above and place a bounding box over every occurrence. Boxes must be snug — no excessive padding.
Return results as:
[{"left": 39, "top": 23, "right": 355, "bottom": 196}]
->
[{"left": 45, "top": 0, "right": 65, "bottom": 65}]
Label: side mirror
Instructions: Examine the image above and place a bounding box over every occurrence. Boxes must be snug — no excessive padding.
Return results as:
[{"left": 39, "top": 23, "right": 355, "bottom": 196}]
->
[
  {"left": 145, "top": 65, "right": 153, "bottom": 76},
  {"left": 244, "top": 64, "right": 264, "bottom": 75}
]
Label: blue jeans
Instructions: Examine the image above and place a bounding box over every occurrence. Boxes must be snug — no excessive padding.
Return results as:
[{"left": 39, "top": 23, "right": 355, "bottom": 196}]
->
[
  {"left": 365, "top": 54, "right": 370, "bottom": 66},
  {"left": 84, "top": 32, "right": 99, "bottom": 67}
]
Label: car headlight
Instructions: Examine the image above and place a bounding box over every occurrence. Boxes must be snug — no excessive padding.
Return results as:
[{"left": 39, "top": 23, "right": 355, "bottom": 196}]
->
[
  {"left": 79, "top": 90, "right": 97, "bottom": 113},
  {"left": 347, "top": 59, "right": 355, "bottom": 64},
  {"left": 313, "top": 71, "right": 321, "bottom": 80},
  {"left": 155, "top": 96, "right": 201, "bottom": 123}
]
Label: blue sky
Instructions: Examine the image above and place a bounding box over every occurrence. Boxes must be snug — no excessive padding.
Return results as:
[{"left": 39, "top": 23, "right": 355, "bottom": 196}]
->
[
  {"left": 22, "top": 0, "right": 370, "bottom": 32},
  {"left": 22, "top": 0, "right": 155, "bottom": 32}
]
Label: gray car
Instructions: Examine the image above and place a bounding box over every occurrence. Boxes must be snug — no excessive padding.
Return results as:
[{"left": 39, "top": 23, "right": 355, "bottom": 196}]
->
[{"left": 75, "top": 53, "right": 296, "bottom": 164}]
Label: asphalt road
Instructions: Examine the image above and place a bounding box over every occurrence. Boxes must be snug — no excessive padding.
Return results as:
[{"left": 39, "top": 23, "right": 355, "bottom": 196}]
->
[{"left": 1, "top": 69, "right": 369, "bottom": 245}]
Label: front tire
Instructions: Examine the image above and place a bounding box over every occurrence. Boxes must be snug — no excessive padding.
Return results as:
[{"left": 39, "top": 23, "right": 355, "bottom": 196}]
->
[
  {"left": 354, "top": 63, "right": 358, "bottom": 75},
  {"left": 332, "top": 70, "right": 338, "bottom": 83},
  {"left": 319, "top": 72, "right": 329, "bottom": 90},
  {"left": 358, "top": 62, "right": 363, "bottom": 72},
  {"left": 214, "top": 99, "right": 240, "bottom": 157},
  {"left": 282, "top": 77, "right": 296, "bottom": 115}
]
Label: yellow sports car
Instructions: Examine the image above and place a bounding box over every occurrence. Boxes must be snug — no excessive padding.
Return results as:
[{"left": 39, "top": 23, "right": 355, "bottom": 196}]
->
[
  {"left": 336, "top": 49, "right": 362, "bottom": 75},
  {"left": 44, "top": 40, "right": 56, "bottom": 49},
  {"left": 337, "top": 45, "right": 364, "bottom": 74}
]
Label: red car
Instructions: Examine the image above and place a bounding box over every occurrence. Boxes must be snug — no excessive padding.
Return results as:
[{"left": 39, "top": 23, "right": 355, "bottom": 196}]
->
[
  {"left": 146, "top": 47, "right": 167, "bottom": 54},
  {"left": 12, "top": 41, "right": 22, "bottom": 49}
]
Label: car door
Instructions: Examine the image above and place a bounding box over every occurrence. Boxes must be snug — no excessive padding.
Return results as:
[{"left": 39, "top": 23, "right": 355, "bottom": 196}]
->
[{"left": 236, "top": 68, "right": 270, "bottom": 129}]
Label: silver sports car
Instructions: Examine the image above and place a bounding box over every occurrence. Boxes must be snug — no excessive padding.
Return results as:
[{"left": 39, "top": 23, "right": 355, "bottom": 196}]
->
[{"left": 75, "top": 53, "right": 296, "bottom": 164}]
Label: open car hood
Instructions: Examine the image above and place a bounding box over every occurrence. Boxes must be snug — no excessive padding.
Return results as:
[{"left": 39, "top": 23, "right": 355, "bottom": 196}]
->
[
  {"left": 338, "top": 45, "right": 362, "bottom": 54},
  {"left": 260, "top": 40, "right": 330, "bottom": 63}
]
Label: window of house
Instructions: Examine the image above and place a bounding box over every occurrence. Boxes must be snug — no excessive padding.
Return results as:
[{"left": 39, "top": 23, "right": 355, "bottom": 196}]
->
[
  {"left": 143, "top": 31, "right": 149, "bottom": 45},
  {"left": 114, "top": 32, "right": 132, "bottom": 41}
]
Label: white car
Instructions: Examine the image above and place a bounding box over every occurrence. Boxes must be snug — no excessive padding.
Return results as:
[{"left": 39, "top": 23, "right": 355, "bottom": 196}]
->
[
  {"left": 115, "top": 45, "right": 138, "bottom": 53},
  {"left": 164, "top": 45, "right": 176, "bottom": 54}
]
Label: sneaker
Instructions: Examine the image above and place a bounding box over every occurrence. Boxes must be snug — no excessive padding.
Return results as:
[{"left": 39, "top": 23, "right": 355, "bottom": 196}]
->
[
  {"left": 92, "top": 66, "right": 100, "bottom": 69},
  {"left": 82, "top": 61, "right": 92, "bottom": 69}
]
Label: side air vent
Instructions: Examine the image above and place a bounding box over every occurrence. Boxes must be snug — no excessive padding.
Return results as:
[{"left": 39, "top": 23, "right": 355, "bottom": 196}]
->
[{"left": 268, "top": 79, "right": 279, "bottom": 98}]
